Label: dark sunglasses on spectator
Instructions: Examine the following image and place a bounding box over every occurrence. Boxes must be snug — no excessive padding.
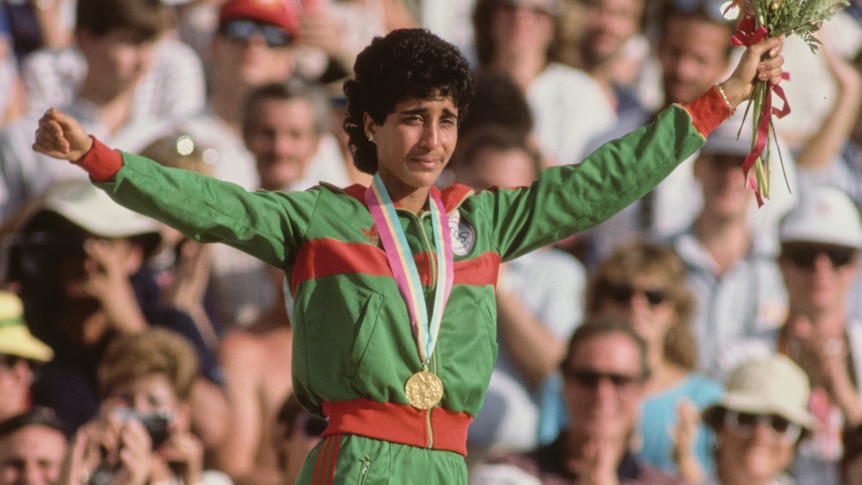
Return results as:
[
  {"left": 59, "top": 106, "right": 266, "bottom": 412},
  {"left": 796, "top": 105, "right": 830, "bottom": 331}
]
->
[
  {"left": 0, "top": 354, "right": 21, "bottom": 371},
  {"left": 601, "top": 282, "right": 670, "bottom": 307},
  {"left": 297, "top": 413, "right": 328, "bottom": 438},
  {"left": 782, "top": 243, "right": 857, "bottom": 269},
  {"left": 566, "top": 368, "right": 643, "bottom": 390},
  {"left": 723, "top": 410, "right": 801, "bottom": 442},
  {"left": 221, "top": 19, "right": 291, "bottom": 48}
]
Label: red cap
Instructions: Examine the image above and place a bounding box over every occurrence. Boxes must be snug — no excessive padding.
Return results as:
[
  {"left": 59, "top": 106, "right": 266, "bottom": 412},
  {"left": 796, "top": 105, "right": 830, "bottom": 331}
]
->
[{"left": 218, "top": 0, "right": 299, "bottom": 36}]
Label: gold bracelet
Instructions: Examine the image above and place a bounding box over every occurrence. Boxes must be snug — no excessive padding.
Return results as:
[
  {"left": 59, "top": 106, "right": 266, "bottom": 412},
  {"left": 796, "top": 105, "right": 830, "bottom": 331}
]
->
[{"left": 714, "top": 83, "right": 733, "bottom": 111}]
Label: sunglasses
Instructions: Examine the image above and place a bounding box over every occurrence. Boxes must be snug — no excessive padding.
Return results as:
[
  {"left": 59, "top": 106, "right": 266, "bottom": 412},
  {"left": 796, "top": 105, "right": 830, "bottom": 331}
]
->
[
  {"left": 297, "top": 413, "right": 328, "bottom": 438},
  {"left": 0, "top": 354, "right": 23, "bottom": 371},
  {"left": 723, "top": 410, "right": 801, "bottom": 443},
  {"left": 566, "top": 368, "right": 643, "bottom": 391},
  {"left": 221, "top": 20, "right": 291, "bottom": 48},
  {"left": 782, "top": 244, "right": 857, "bottom": 269},
  {"left": 601, "top": 282, "right": 670, "bottom": 307}
]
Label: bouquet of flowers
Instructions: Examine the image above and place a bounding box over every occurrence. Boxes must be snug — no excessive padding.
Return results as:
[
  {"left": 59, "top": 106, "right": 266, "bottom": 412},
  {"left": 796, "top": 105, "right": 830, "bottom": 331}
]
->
[{"left": 723, "top": 0, "right": 849, "bottom": 205}]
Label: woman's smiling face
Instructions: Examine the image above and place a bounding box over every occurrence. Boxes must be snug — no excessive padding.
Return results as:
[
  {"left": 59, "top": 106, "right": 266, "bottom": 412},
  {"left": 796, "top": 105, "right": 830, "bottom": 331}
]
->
[{"left": 365, "top": 95, "right": 459, "bottom": 201}]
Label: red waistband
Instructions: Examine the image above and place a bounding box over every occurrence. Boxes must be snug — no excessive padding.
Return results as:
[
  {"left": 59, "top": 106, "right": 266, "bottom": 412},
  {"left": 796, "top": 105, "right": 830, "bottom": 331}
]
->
[{"left": 320, "top": 398, "right": 473, "bottom": 456}]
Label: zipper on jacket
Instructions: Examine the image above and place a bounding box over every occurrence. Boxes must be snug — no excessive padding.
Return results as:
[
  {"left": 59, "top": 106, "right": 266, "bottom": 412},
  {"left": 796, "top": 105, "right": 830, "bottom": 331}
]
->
[{"left": 356, "top": 455, "right": 371, "bottom": 485}]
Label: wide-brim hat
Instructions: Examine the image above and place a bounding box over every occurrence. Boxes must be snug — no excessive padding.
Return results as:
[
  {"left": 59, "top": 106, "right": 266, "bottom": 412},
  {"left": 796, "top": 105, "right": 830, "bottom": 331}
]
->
[
  {"left": 703, "top": 355, "right": 816, "bottom": 431},
  {"left": 0, "top": 292, "right": 53, "bottom": 362},
  {"left": 37, "top": 180, "right": 162, "bottom": 255}
]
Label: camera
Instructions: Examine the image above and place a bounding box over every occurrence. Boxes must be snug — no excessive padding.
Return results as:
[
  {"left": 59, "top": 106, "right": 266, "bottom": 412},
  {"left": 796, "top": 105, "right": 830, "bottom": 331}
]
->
[
  {"left": 85, "top": 409, "right": 172, "bottom": 485},
  {"left": 113, "top": 407, "right": 172, "bottom": 448}
]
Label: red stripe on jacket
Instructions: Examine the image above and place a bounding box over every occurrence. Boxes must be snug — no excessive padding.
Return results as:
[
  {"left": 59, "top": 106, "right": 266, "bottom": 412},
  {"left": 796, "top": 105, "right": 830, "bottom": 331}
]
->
[{"left": 290, "top": 238, "right": 500, "bottom": 293}]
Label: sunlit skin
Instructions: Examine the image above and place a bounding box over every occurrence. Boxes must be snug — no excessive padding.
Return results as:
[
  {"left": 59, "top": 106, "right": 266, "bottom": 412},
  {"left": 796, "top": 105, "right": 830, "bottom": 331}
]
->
[
  {"left": 0, "top": 425, "right": 67, "bottom": 485},
  {"left": 60, "top": 237, "right": 141, "bottom": 299},
  {"left": 582, "top": 0, "right": 645, "bottom": 65},
  {"left": 563, "top": 334, "right": 644, "bottom": 444},
  {"left": 105, "top": 374, "right": 183, "bottom": 422},
  {"left": 694, "top": 154, "right": 752, "bottom": 221},
  {"left": 243, "top": 98, "right": 321, "bottom": 191},
  {"left": 210, "top": 30, "right": 293, "bottom": 88},
  {"left": 489, "top": 1, "right": 555, "bottom": 60},
  {"left": 781, "top": 249, "right": 860, "bottom": 315},
  {"left": 715, "top": 424, "right": 795, "bottom": 485},
  {"left": 363, "top": 95, "right": 459, "bottom": 213},
  {"left": 76, "top": 28, "right": 158, "bottom": 100},
  {"left": 457, "top": 147, "right": 538, "bottom": 190},
  {"left": 658, "top": 17, "right": 732, "bottom": 105},
  {"left": 0, "top": 359, "right": 33, "bottom": 422},
  {"left": 81, "top": 373, "right": 201, "bottom": 485}
]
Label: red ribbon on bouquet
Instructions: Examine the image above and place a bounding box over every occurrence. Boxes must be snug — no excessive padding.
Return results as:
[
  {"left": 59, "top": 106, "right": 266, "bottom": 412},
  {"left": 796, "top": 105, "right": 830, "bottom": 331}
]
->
[{"left": 731, "top": 15, "right": 791, "bottom": 206}]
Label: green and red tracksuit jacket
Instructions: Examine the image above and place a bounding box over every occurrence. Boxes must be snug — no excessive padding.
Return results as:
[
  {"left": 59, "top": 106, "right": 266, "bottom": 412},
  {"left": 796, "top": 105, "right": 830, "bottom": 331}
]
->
[{"left": 79, "top": 88, "right": 730, "bottom": 484}]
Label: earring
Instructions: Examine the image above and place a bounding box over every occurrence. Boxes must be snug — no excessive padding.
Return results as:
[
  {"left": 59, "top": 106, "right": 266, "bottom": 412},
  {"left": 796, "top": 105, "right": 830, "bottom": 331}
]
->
[{"left": 367, "top": 134, "right": 374, "bottom": 142}]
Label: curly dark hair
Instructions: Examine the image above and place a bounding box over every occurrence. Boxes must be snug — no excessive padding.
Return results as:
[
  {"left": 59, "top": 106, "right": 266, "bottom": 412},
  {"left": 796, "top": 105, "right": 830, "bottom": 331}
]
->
[{"left": 342, "top": 28, "right": 476, "bottom": 175}]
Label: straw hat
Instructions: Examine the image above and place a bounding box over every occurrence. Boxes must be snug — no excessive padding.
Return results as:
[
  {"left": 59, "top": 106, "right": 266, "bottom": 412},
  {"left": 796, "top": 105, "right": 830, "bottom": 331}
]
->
[
  {"left": 0, "top": 292, "right": 53, "bottom": 362},
  {"left": 703, "top": 355, "right": 815, "bottom": 431}
]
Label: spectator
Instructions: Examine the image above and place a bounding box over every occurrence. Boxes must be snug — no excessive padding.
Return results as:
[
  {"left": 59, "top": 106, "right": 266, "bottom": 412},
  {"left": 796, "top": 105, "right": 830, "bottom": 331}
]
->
[
  {"left": 214, "top": 265, "right": 294, "bottom": 485},
  {"left": 19, "top": 0, "right": 205, "bottom": 122},
  {"left": 454, "top": 69, "right": 535, "bottom": 147},
  {"left": 472, "top": 0, "right": 616, "bottom": 165},
  {"left": 181, "top": 0, "right": 303, "bottom": 329},
  {"left": 0, "top": 291, "right": 53, "bottom": 422},
  {"left": 470, "top": 316, "right": 687, "bottom": 484},
  {"left": 242, "top": 81, "right": 349, "bottom": 192},
  {"left": 794, "top": 38, "right": 862, "bottom": 203},
  {"left": 3, "top": 181, "right": 227, "bottom": 448},
  {"left": 572, "top": 0, "right": 650, "bottom": 116},
  {"left": 442, "top": 68, "right": 536, "bottom": 184},
  {"left": 451, "top": 125, "right": 586, "bottom": 462},
  {"left": 292, "top": 0, "right": 416, "bottom": 84},
  {"left": 579, "top": 0, "right": 797, "bottom": 267},
  {"left": 702, "top": 355, "right": 815, "bottom": 485},
  {"left": 62, "top": 329, "right": 232, "bottom": 485},
  {"left": 273, "top": 394, "right": 327, "bottom": 485},
  {"left": 665, "top": 119, "right": 789, "bottom": 375},
  {"left": 0, "top": 0, "right": 194, "bottom": 224},
  {"left": 720, "top": 185, "right": 862, "bottom": 485},
  {"left": 776, "top": 186, "right": 862, "bottom": 485},
  {"left": 586, "top": 239, "right": 723, "bottom": 482},
  {"left": 791, "top": 39, "right": 862, "bottom": 324},
  {"left": 139, "top": 132, "right": 222, "bottom": 350},
  {"left": 0, "top": 407, "right": 68, "bottom": 485}
]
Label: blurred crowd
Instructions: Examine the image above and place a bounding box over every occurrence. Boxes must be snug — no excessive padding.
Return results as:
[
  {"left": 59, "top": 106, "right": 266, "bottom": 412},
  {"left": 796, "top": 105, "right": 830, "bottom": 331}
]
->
[{"left": 0, "top": 0, "right": 861, "bottom": 484}]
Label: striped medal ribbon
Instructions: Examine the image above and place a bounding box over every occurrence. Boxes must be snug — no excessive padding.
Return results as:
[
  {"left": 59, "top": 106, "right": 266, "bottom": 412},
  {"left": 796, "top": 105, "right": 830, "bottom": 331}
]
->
[{"left": 365, "top": 173, "right": 454, "bottom": 409}]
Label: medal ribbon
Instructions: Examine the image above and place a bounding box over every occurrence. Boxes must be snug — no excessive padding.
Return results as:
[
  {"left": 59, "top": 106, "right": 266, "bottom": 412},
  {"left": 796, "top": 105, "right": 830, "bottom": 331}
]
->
[{"left": 365, "top": 173, "right": 454, "bottom": 364}]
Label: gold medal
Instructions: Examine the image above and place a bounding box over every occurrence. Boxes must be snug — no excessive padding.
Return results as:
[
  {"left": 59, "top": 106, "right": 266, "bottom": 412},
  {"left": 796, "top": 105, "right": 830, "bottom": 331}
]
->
[{"left": 405, "top": 370, "right": 444, "bottom": 410}]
